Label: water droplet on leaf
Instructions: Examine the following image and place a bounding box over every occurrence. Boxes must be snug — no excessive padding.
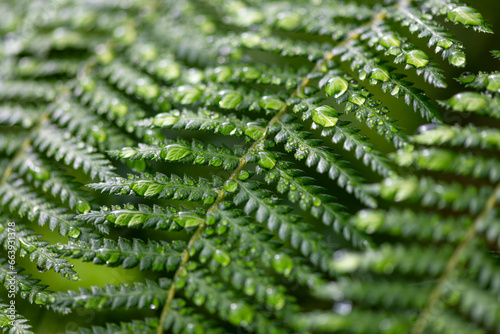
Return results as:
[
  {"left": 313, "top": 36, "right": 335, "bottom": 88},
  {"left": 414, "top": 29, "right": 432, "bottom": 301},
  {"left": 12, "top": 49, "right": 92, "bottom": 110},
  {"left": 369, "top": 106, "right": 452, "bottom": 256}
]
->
[
  {"left": 272, "top": 254, "right": 293, "bottom": 277},
  {"left": 324, "top": 76, "right": 349, "bottom": 98},
  {"left": 448, "top": 92, "right": 487, "bottom": 112},
  {"left": 91, "top": 126, "right": 107, "bottom": 143},
  {"left": 160, "top": 143, "right": 192, "bottom": 161},
  {"left": 348, "top": 93, "right": 366, "bottom": 106},
  {"left": 76, "top": 201, "right": 91, "bottom": 213},
  {"left": 173, "top": 85, "right": 202, "bottom": 104},
  {"left": 448, "top": 6, "right": 484, "bottom": 26},
  {"left": 458, "top": 72, "right": 475, "bottom": 84},
  {"left": 259, "top": 96, "right": 286, "bottom": 111},
  {"left": 437, "top": 38, "right": 453, "bottom": 49},
  {"left": 449, "top": 51, "right": 466, "bottom": 67},
  {"left": 244, "top": 122, "right": 265, "bottom": 140},
  {"left": 193, "top": 292, "right": 206, "bottom": 306},
  {"left": 213, "top": 249, "right": 231, "bottom": 266},
  {"left": 276, "top": 12, "right": 302, "bottom": 30},
  {"left": 217, "top": 90, "right": 243, "bottom": 109},
  {"left": 266, "top": 288, "right": 286, "bottom": 310},
  {"left": 370, "top": 68, "right": 390, "bottom": 82},
  {"left": 380, "top": 34, "right": 401, "bottom": 48},
  {"left": 238, "top": 170, "right": 250, "bottom": 180},
  {"left": 228, "top": 303, "right": 253, "bottom": 326},
  {"left": 224, "top": 180, "right": 238, "bottom": 193},
  {"left": 242, "top": 66, "right": 261, "bottom": 80},
  {"left": 240, "top": 32, "right": 261, "bottom": 48},
  {"left": 156, "top": 60, "right": 181, "bottom": 80},
  {"left": 68, "top": 226, "right": 81, "bottom": 239},
  {"left": 416, "top": 123, "right": 438, "bottom": 134},
  {"left": 258, "top": 151, "right": 276, "bottom": 169},
  {"left": 213, "top": 66, "right": 232, "bottom": 82},
  {"left": 311, "top": 106, "right": 339, "bottom": 128},
  {"left": 110, "top": 100, "right": 128, "bottom": 117},
  {"left": 406, "top": 50, "right": 429, "bottom": 68},
  {"left": 135, "top": 80, "right": 159, "bottom": 99},
  {"left": 358, "top": 70, "right": 367, "bottom": 80},
  {"left": 153, "top": 113, "right": 179, "bottom": 127},
  {"left": 486, "top": 74, "right": 500, "bottom": 93}
]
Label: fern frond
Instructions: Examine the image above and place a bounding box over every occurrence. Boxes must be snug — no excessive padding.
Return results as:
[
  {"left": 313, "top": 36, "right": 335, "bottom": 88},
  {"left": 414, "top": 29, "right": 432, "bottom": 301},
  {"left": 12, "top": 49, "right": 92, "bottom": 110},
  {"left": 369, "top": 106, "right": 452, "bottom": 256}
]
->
[
  {"left": 90, "top": 173, "right": 221, "bottom": 204},
  {"left": 272, "top": 119, "right": 377, "bottom": 207},
  {"left": 0, "top": 259, "right": 67, "bottom": 313},
  {"left": 54, "top": 237, "right": 184, "bottom": 271},
  {"left": 0, "top": 303, "right": 33, "bottom": 334},
  {"left": 32, "top": 125, "right": 117, "bottom": 181},
  {"left": 139, "top": 108, "right": 267, "bottom": 140},
  {"left": 51, "top": 279, "right": 170, "bottom": 310},
  {"left": 1, "top": 0, "right": 499, "bottom": 332},
  {"left": 0, "top": 177, "right": 80, "bottom": 237},
  {"left": 13, "top": 151, "right": 89, "bottom": 209},
  {"left": 67, "top": 317, "right": 158, "bottom": 334},
  {"left": 114, "top": 139, "right": 244, "bottom": 170},
  {"left": 0, "top": 220, "right": 78, "bottom": 280}
]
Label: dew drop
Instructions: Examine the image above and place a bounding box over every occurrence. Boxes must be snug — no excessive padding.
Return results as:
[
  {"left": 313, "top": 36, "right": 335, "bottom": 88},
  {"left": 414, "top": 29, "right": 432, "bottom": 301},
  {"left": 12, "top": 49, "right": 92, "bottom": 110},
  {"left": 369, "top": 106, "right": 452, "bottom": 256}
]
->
[
  {"left": 390, "top": 86, "right": 400, "bottom": 96},
  {"left": 217, "top": 90, "right": 243, "bottom": 109},
  {"left": 379, "top": 34, "right": 401, "bottom": 49},
  {"left": 486, "top": 74, "right": 500, "bottom": 93},
  {"left": 406, "top": 50, "right": 429, "bottom": 68},
  {"left": 242, "top": 66, "right": 261, "bottom": 80},
  {"left": 449, "top": 51, "right": 466, "bottom": 67},
  {"left": 333, "top": 301, "right": 352, "bottom": 315},
  {"left": 110, "top": 99, "right": 128, "bottom": 116},
  {"left": 358, "top": 70, "right": 367, "bottom": 80},
  {"left": 448, "top": 92, "right": 487, "bottom": 112},
  {"left": 415, "top": 123, "right": 438, "bottom": 134},
  {"left": 68, "top": 226, "right": 81, "bottom": 240},
  {"left": 272, "top": 253, "right": 293, "bottom": 277},
  {"left": 228, "top": 302, "right": 254, "bottom": 327},
  {"left": 238, "top": 170, "right": 250, "bottom": 180},
  {"left": 213, "top": 249, "right": 231, "bottom": 266},
  {"left": 276, "top": 12, "right": 302, "bottom": 30},
  {"left": 193, "top": 292, "right": 206, "bottom": 306},
  {"left": 324, "top": 76, "right": 348, "bottom": 98},
  {"left": 458, "top": 72, "right": 475, "bottom": 84}
]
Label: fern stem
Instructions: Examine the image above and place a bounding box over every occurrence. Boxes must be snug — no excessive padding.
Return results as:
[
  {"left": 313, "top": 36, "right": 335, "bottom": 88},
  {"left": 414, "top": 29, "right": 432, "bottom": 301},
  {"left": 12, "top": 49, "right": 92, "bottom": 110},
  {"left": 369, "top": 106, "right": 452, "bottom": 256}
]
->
[
  {"left": 0, "top": 112, "right": 49, "bottom": 185},
  {"left": 156, "top": 98, "right": 288, "bottom": 333},
  {"left": 157, "top": 10, "right": 391, "bottom": 332},
  {"left": 411, "top": 183, "right": 500, "bottom": 334}
]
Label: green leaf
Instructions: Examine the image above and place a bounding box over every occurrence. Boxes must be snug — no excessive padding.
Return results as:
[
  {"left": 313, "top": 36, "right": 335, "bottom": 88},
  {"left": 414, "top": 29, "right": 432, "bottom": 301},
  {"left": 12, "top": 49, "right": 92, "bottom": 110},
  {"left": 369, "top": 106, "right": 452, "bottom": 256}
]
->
[
  {"left": 217, "top": 90, "right": 243, "bottom": 109},
  {"left": 258, "top": 151, "right": 276, "bottom": 169},
  {"left": 311, "top": 106, "right": 339, "bottom": 127},
  {"left": 244, "top": 123, "right": 266, "bottom": 140},
  {"left": 276, "top": 12, "right": 302, "bottom": 30},
  {"left": 486, "top": 74, "right": 500, "bottom": 93},
  {"left": 228, "top": 303, "right": 253, "bottom": 326},
  {"left": 223, "top": 180, "right": 238, "bottom": 193},
  {"left": 173, "top": 85, "right": 202, "bottom": 104},
  {"left": 379, "top": 34, "right": 401, "bottom": 48},
  {"left": 447, "top": 92, "right": 487, "bottom": 112},
  {"left": 213, "top": 249, "right": 231, "bottom": 266},
  {"left": 448, "top": 6, "right": 484, "bottom": 26},
  {"left": 272, "top": 254, "right": 293, "bottom": 277},
  {"left": 152, "top": 113, "right": 179, "bottom": 127},
  {"left": 259, "top": 96, "right": 286, "bottom": 111},
  {"left": 325, "top": 76, "right": 349, "bottom": 98},
  {"left": 406, "top": 50, "right": 429, "bottom": 68},
  {"left": 160, "top": 144, "right": 192, "bottom": 161},
  {"left": 174, "top": 212, "right": 204, "bottom": 228}
]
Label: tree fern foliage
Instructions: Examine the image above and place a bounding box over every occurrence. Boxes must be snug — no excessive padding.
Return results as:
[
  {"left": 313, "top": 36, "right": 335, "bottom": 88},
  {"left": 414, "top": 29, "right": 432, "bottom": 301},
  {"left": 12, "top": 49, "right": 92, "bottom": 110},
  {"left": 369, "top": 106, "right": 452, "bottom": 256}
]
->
[{"left": 0, "top": 0, "right": 499, "bottom": 332}]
